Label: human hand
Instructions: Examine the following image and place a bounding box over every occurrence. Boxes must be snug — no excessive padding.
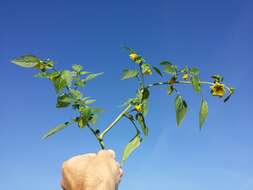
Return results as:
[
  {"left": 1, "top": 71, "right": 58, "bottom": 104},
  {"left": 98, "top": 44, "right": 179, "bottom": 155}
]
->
[{"left": 61, "top": 150, "right": 123, "bottom": 190}]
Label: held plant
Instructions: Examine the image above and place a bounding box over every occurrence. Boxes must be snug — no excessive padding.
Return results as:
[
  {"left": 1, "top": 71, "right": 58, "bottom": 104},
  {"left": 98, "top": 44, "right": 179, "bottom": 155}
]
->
[{"left": 11, "top": 47, "right": 235, "bottom": 165}]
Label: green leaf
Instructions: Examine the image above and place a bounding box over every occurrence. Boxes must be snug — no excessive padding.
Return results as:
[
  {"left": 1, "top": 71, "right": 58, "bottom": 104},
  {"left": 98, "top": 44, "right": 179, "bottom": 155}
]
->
[
  {"left": 189, "top": 68, "right": 200, "bottom": 75},
  {"left": 78, "top": 107, "right": 93, "bottom": 128},
  {"left": 152, "top": 66, "right": 163, "bottom": 77},
  {"left": 160, "top": 61, "right": 172, "bottom": 66},
  {"left": 163, "top": 65, "right": 177, "bottom": 75},
  {"left": 142, "top": 99, "right": 149, "bottom": 116},
  {"left": 85, "top": 99, "right": 96, "bottom": 104},
  {"left": 74, "top": 79, "right": 86, "bottom": 87},
  {"left": 51, "top": 75, "right": 67, "bottom": 94},
  {"left": 11, "top": 55, "right": 40, "bottom": 68},
  {"left": 69, "top": 89, "right": 82, "bottom": 99},
  {"left": 199, "top": 98, "right": 208, "bottom": 129},
  {"left": 120, "top": 133, "right": 142, "bottom": 165},
  {"left": 123, "top": 46, "right": 135, "bottom": 54},
  {"left": 175, "top": 95, "right": 188, "bottom": 127},
  {"left": 191, "top": 76, "right": 201, "bottom": 92},
  {"left": 180, "top": 68, "right": 189, "bottom": 73},
  {"left": 136, "top": 113, "right": 148, "bottom": 136},
  {"left": 80, "top": 71, "right": 91, "bottom": 75},
  {"left": 34, "top": 72, "right": 50, "bottom": 78},
  {"left": 211, "top": 75, "right": 223, "bottom": 82},
  {"left": 92, "top": 107, "right": 104, "bottom": 113},
  {"left": 72, "top": 64, "right": 83, "bottom": 72},
  {"left": 121, "top": 69, "right": 139, "bottom": 80},
  {"left": 61, "top": 70, "right": 73, "bottom": 87},
  {"left": 56, "top": 94, "right": 74, "bottom": 108},
  {"left": 42, "top": 121, "right": 73, "bottom": 139},
  {"left": 136, "top": 88, "right": 149, "bottom": 100},
  {"left": 84, "top": 72, "right": 103, "bottom": 81}
]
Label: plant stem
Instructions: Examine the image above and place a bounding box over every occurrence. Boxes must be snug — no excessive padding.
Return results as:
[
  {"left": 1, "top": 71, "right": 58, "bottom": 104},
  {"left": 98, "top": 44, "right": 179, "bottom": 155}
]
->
[
  {"left": 99, "top": 104, "right": 132, "bottom": 139},
  {"left": 124, "top": 114, "right": 140, "bottom": 133},
  {"left": 87, "top": 123, "right": 106, "bottom": 149},
  {"left": 147, "top": 80, "right": 231, "bottom": 92},
  {"left": 139, "top": 64, "right": 145, "bottom": 88}
]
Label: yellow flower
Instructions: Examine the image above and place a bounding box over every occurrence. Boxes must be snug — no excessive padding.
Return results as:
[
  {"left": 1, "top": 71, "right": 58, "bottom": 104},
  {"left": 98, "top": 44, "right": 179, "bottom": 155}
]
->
[
  {"left": 144, "top": 68, "right": 152, "bottom": 75},
  {"left": 210, "top": 82, "right": 226, "bottom": 97},
  {"left": 135, "top": 104, "right": 142, "bottom": 112},
  {"left": 129, "top": 53, "right": 138, "bottom": 61},
  {"left": 182, "top": 74, "right": 189, "bottom": 80}
]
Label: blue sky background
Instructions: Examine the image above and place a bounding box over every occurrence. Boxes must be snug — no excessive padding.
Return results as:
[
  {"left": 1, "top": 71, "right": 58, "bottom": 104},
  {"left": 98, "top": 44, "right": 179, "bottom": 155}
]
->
[{"left": 1, "top": 0, "right": 253, "bottom": 189}]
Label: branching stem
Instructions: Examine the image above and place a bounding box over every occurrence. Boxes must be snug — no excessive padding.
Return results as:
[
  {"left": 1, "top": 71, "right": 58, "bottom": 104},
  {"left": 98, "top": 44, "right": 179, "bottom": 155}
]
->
[
  {"left": 99, "top": 104, "right": 132, "bottom": 139},
  {"left": 147, "top": 80, "right": 231, "bottom": 92}
]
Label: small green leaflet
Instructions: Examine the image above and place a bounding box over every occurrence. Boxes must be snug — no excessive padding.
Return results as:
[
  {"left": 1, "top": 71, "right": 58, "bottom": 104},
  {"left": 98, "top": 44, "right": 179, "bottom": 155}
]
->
[
  {"left": 61, "top": 70, "right": 74, "bottom": 87},
  {"left": 152, "top": 66, "right": 163, "bottom": 77},
  {"left": 56, "top": 94, "right": 74, "bottom": 108},
  {"left": 191, "top": 76, "right": 201, "bottom": 92},
  {"left": 121, "top": 69, "right": 138, "bottom": 80},
  {"left": 51, "top": 75, "right": 67, "bottom": 94},
  {"left": 84, "top": 72, "right": 103, "bottom": 81},
  {"left": 211, "top": 75, "right": 223, "bottom": 82},
  {"left": 199, "top": 97, "right": 208, "bottom": 129},
  {"left": 160, "top": 61, "right": 172, "bottom": 66},
  {"left": 42, "top": 121, "right": 73, "bottom": 139},
  {"left": 163, "top": 65, "right": 177, "bottom": 75},
  {"left": 175, "top": 95, "right": 188, "bottom": 127},
  {"left": 189, "top": 68, "right": 200, "bottom": 75},
  {"left": 69, "top": 89, "right": 82, "bottom": 99},
  {"left": 120, "top": 133, "right": 142, "bottom": 165},
  {"left": 11, "top": 55, "right": 40, "bottom": 68},
  {"left": 78, "top": 107, "right": 93, "bottom": 128},
  {"left": 85, "top": 99, "right": 96, "bottom": 104},
  {"left": 72, "top": 64, "right": 83, "bottom": 72}
]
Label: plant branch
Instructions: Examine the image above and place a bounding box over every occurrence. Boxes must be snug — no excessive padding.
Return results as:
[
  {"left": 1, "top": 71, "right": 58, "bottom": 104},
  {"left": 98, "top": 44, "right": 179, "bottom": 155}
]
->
[
  {"left": 138, "top": 64, "right": 145, "bottom": 88},
  {"left": 87, "top": 123, "right": 106, "bottom": 149},
  {"left": 124, "top": 114, "right": 140, "bottom": 133},
  {"left": 99, "top": 104, "right": 132, "bottom": 139},
  {"left": 147, "top": 80, "right": 231, "bottom": 92}
]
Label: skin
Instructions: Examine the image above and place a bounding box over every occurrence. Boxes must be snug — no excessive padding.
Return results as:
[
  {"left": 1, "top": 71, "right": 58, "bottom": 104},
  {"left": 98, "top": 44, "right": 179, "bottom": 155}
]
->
[{"left": 61, "top": 150, "right": 123, "bottom": 190}]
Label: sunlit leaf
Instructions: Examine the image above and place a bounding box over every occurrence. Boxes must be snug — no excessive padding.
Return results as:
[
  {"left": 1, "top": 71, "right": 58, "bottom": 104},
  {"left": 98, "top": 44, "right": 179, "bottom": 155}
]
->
[
  {"left": 56, "top": 94, "right": 74, "bottom": 108},
  {"left": 121, "top": 69, "right": 138, "bottom": 80},
  {"left": 11, "top": 55, "right": 40, "bottom": 68},
  {"left": 42, "top": 121, "right": 73, "bottom": 139},
  {"left": 84, "top": 72, "right": 103, "bottom": 81},
  {"left": 180, "top": 68, "right": 189, "bottom": 73},
  {"left": 136, "top": 113, "right": 148, "bottom": 136},
  {"left": 175, "top": 95, "right": 188, "bottom": 127},
  {"left": 189, "top": 68, "right": 200, "bottom": 75},
  {"left": 191, "top": 75, "right": 201, "bottom": 92},
  {"left": 199, "top": 97, "right": 208, "bottom": 129},
  {"left": 78, "top": 107, "right": 93, "bottom": 128},
  {"left": 160, "top": 61, "right": 172, "bottom": 66},
  {"left": 152, "top": 66, "right": 163, "bottom": 77},
  {"left": 163, "top": 65, "right": 177, "bottom": 75},
  {"left": 85, "top": 99, "right": 96, "bottom": 104},
  {"left": 72, "top": 64, "right": 83, "bottom": 72},
  {"left": 61, "top": 70, "right": 73, "bottom": 87},
  {"left": 211, "top": 75, "right": 223, "bottom": 82},
  {"left": 51, "top": 74, "right": 67, "bottom": 94},
  {"left": 70, "top": 89, "right": 82, "bottom": 99},
  {"left": 120, "top": 133, "right": 141, "bottom": 165}
]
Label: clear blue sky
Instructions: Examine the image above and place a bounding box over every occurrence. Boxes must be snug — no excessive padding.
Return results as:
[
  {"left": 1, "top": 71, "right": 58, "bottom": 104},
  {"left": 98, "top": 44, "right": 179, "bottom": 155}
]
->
[{"left": 1, "top": 0, "right": 253, "bottom": 189}]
